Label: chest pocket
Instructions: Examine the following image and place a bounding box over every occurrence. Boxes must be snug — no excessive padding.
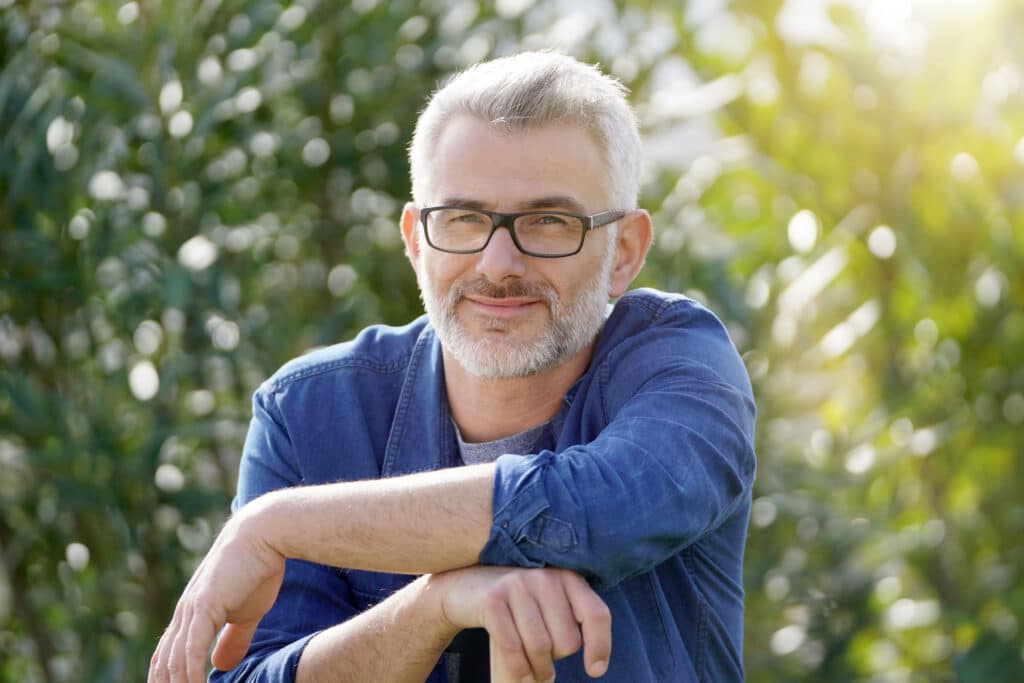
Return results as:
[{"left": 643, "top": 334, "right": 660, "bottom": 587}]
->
[{"left": 341, "top": 568, "right": 416, "bottom": 611}]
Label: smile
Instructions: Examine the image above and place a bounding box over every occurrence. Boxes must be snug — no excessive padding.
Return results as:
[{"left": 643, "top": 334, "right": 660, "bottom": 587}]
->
[{"left": 463, "top": 296, "right": 543, "bottom": 318}]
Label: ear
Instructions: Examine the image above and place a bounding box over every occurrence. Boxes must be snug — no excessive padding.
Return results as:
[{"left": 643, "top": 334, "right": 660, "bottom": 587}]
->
[
  {"left": 608, "top": 209, "right": 653, "bottom": 298},
  {"left": 400, "top": 202, "right": 421, "bottom": 273}
]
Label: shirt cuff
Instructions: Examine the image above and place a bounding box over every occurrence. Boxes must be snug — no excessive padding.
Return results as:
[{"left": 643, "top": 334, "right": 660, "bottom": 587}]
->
[{"left": 478, "top": 452, "right": 579, "bottom": 569}]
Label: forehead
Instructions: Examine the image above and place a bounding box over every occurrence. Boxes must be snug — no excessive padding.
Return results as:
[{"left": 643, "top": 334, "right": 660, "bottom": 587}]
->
[{"left": 426, "top": 115, "right": 610, "bottom": 210}]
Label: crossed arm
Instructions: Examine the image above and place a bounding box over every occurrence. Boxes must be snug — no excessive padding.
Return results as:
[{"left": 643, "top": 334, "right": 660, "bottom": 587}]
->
[{"left": 147, "top": 463, "right": 611, "bottom": 683}]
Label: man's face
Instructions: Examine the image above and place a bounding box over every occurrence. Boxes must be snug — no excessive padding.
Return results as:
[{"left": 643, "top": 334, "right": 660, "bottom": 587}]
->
[{"left": 409, "top": 116, "right": 618, "bottom": 379}]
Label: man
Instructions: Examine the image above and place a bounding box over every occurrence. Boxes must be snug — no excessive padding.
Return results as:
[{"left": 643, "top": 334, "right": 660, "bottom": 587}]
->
[{"left": 149, "top": 51, "right": 756, "bottom": 683}]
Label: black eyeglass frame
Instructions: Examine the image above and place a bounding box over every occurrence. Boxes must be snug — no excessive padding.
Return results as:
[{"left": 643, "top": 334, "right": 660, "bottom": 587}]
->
[{"left": 419, "top": 206, "right": 626, "bottom": 258}]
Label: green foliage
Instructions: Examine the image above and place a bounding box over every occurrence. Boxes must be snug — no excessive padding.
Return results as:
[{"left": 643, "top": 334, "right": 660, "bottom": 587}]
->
[{"left": 2, "top": 1, "right": 1022, "bottom": 681}]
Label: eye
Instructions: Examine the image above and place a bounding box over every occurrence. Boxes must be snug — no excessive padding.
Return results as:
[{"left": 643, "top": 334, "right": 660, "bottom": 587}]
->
[{"left": 525, "top": 213, "right": 569, "bottom": 226}]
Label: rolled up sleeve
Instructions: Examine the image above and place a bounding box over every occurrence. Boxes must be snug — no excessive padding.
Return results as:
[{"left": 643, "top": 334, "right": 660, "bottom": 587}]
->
[{"left": 480, "top": 302, "right": 757, "bottom": 591}]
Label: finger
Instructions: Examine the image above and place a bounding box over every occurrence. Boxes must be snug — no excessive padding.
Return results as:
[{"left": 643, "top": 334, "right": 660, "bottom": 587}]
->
[
  {"left": 152, "top": 600, "right": 186, "bottom": 683},
  {"left": 482, "top": 595, "right": 533, "bottom": 683},
  {"left": 210, "top": 621, "right": 259, "bottom": 671},
  {"left": 507, "top": 588, "right": 555, "bottom": 682},
  {"left": 167, "top": 598, "right": 195, "bottom": 683},
  {"left": 186, "top": 610, "right": 219, "bottom": 682},
  {"left": 533, "top": 573, "right": 583, "bottom": 659},
  {"left": 149, "top": 629, "right": 171, "bottom": 683},
  {"left": 563, "top": 573, "right": 612, "bottom": 678}
]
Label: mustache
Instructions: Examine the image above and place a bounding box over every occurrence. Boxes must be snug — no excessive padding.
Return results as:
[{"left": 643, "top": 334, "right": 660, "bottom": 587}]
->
[{"left": 449, "top": 277, "right": 558, "bottom": 303}]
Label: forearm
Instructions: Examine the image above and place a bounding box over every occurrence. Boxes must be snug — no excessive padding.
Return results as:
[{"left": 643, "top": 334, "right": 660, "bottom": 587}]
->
[
  {"left": 249, "top": 463, "right": 495, "bottom": 574},
  {"left": 296, "top": 575, "right": 457, "bottom": 683}
]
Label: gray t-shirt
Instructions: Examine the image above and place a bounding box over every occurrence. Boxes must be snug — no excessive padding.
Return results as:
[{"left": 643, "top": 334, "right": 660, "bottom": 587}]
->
[{"left": 444, "top": 417, "right": 556, "bottom": 682}]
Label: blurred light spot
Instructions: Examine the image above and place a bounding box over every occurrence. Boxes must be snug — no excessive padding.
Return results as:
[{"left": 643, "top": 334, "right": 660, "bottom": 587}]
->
[
  {"left": 922, "top": 519, "right": 946, "bottom": 547},
  {"left": 53, "top": 143, "right": 78, "bottom": 171},
  {"left": 950, "top": 152, "right": 979, "bottom": 181},
  {"left": 887, "top": 598, "right": 939, "bottom": 630},
  {"left": 867, "top": 640, "right": 900, "bottom": 672},
  {"left": 155, "top": 463, "right": 185, "bottom": 492},
  {"left": 798, "top": 52, "right": 831, "bottom": 96},
  {"left": 89, "top": 171, "right": 125, "bottom": 201},
  {"left": 168, "top": 110, "right": 193, "bottom": 138},
  {"left": 399, "top": 15, "right": 429, "bottom": 41},
  {"left": 779, "top": 246, "right": 847, "bottom": 314},
  {"left": 227, "top": 48, "right": 257, "bottom": 72},
  {"left": 440, "top": 1, "right": 479, "bottom": 37},
  {"left": 198, "top": 56, "right": 223, "bottom": 85},
  {"left": 496, "top": 0, "right": 534, "bottom": 17},
  {"left": 142, "top": 211, "right": 167, "bottom": 237},
  {"left": 162, "top": 308, "right": 186, "bottom": 335},
  {"left": 275, "top": 234, "right": 300, "bottom": 260},
  {"left": 330, "top": 94, "right": 354, "bottom": 124},
  {"left": 117, "top": 2, "right": 139, "bottom": 25},
  {"left": 752, "top": 498, "right": 777, "bottom": 528},
  {"left": 787, "top": 210, "right": 818, "bottom": 253},
  {"left": 159, "top": 80, "right": 182, "bottom": 114},
  {"left": 116, "top": 611, "right": 139, "bottom": 637},
  {"left": 250, "top": 131, "right": 277, "bottom": 157},
  {"left": 1003, "top": 393, "right": 1024, "bottom": 425},
  {"left": 1014, "top": 137, "right": 1024, "bottom": 166},
  {"left": 69, "top": 213, "right": 90, "bottom": 240},
  {"left": 821, "top": 299, "right": 880, "bottom": 358},
  {"left": 100, "top": 339, "right": 126, "bottom": 372},
  {"left": 910, "top": 427, "right": 937, "bottom": 456},
  {"left": 974, "top": 267, "right": 1004, "bottom": 307},
  {"left": 328, "top": 264, "right": 358, "bottom": 296},
  {"left": 914, "top": 318, "right": 938, "bottom": 347},
  {"left": 745, "top": 268, "right": 771, "bottom": 309},
  {"left": 235, "top": 87, "right": 262, "bottom": 113},
  {"left": 807, "top": 429, "right": 832, "bottom": 468},
  {"left": 797, "top": 516, "right": 819, "bottom": 540},
  {"left": 765, "top": 574, "right": 790, "bottom": 601},
  {"left": 46, "top": 116, "right": 74, "bottom": 152},
  {"left": 771, "top": 312, "right": 798, "bottom": 347},
  {"left": 302, "top": 138, "right": 330, "bottom": 167},
  {"left": 66, "top": 542, "right": 90, "bottom": 571},
  {"left": 178, "top": 234, "right": 218, "bottom": 270},
  {"left": 854, "top": 84, "right": 878, "bottom": 109},
  {"left": 278, "top": 4, "right": 307, "bottom": 30},
  {"left": 889, "top": 417, "right": 913, "bottom": 446},
  {"left": 982, "top": 67, "right": 1016, "bottom": 104},
  {"left": 207, "top": 316, "right": 240, "bottom": 351},
  {"left": 133, "top": 320, "right": 163, "bottom": 355},
  {"left": 457, "top": 33, "right": 493, "bottom": 66},
  {"left": 127, "top": 186, "right": 150, "bottom": 211},
  {"left": 177, "top": 518, "right": 212, "bottom": 552},
  {"left": 867, "top": 225, "right": 896, "bottom": 258},
  {"left": 187, "top": 389, "right": 215, "bottom": 416},
  {"left": 745, "top": 61, "right": 779, "bottom": 105},
  {"left": 770, "top": 624, "right": 806, "bottom": 655},
  {"left": 352, "top": 0, "right": 378, "bottom": 13},
  {"left": 129, "top": 360, "right": 160, "bottom": 400},
  {"left": 875, "top": 576, "right": 902, "bottom": 604},
  {"left": 845, "top": 444, "right": 876, "bottom": 474}
]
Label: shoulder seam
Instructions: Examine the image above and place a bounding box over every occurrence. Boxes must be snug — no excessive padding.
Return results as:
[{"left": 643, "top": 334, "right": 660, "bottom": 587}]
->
[{"left": 267, "top": 356, "right": 408, "bottom": 392}]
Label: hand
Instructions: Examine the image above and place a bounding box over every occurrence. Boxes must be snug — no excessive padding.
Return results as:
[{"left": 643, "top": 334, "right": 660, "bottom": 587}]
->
[
  {"left": 434, "top": 566, "right": 611, "bottom": 682},
  {"left": 148, "top": 505, "right": 286, "bottom": 683}
]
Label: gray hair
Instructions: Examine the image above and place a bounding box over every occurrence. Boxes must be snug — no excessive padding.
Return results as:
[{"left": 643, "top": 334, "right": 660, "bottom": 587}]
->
[{"left": 409, "top": 51, "right": 641, "bottom": 210}]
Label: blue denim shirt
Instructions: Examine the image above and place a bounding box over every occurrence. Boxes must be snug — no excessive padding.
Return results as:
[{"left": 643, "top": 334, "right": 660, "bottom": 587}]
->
[{"left": 211, "top": 289, "right": 757, "bottom": 683}]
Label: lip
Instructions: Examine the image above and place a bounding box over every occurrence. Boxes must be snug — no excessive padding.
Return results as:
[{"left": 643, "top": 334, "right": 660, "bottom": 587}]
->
[{"left": 463, "top": 296, "right": 543, "bottom": 317}]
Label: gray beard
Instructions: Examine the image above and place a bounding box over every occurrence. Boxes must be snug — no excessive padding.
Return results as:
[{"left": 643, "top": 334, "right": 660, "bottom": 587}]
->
[{"left": 419, "top": 250, "right": 615, "bottom": 379}]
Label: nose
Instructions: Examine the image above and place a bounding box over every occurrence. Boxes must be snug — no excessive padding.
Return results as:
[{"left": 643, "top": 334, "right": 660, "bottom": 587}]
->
[{"left": 475, "top": 226, "right": 527, "bottom": 283}]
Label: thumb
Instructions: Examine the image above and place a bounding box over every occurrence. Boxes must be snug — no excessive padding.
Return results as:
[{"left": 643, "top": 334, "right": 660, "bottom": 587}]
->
[{"left": 210, "top": 622, "right": 259, "bottom": 671}]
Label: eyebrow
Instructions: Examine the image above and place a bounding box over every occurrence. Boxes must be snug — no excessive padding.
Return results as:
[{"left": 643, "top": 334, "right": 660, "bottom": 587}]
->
[{"left": 439, "top": 195, "right": 589, "bottom": 215}]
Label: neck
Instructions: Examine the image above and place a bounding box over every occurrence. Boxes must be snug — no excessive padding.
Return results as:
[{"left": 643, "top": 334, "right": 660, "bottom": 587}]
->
[{"left": 443, "top": 345, "right": 594, "bottom": 443}]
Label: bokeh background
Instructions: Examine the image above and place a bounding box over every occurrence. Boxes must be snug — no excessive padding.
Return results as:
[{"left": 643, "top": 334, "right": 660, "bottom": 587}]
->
[{"left": 2, "top": 0, "right": 1023, "bottom": 680}]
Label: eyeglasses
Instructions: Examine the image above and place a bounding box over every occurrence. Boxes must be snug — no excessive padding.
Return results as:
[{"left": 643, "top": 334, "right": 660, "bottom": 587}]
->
[{"left": 419, "top": 206, "right": 625, "bottom": 258}]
